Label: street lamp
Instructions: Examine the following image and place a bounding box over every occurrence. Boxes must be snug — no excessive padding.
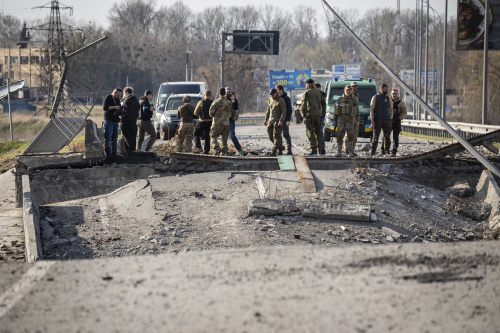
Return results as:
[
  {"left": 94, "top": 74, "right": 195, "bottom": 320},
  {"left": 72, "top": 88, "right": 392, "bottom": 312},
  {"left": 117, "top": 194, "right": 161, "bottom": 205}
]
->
[{"left": 186, "top": 50, "right": 192, "bottom": 82}]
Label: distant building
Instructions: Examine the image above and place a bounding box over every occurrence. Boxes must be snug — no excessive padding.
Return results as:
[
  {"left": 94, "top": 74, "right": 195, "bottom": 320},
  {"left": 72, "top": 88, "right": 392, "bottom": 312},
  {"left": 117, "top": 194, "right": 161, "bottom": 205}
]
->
[{"left": 0, "top": 42, "right": 45, "bottom": 88}]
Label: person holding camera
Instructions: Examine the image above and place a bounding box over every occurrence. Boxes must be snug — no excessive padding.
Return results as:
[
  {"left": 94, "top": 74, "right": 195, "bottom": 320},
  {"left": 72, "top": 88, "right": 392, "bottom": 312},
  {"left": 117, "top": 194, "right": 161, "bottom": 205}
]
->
[
  {"left": 103, "top": 88, "right": 122, "bottom": 158},
  {"left": 120, "top": 86, "right": 141, "bottom": 153},
  {"left": 137, "top": 90, "right": 156, "bottom": 152}
]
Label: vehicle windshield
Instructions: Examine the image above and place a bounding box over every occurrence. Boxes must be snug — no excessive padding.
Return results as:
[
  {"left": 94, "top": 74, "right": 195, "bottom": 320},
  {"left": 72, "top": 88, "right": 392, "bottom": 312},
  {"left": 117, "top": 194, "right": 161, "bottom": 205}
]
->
[
  {"left": 158, "top": 84, "right": 202, "bottom": 105},
  {"left": 328, "top": 86, "right": 375, "bottom": 107},
  {"left": 166, "top": 97, "right": 202, "bottom": 110}
]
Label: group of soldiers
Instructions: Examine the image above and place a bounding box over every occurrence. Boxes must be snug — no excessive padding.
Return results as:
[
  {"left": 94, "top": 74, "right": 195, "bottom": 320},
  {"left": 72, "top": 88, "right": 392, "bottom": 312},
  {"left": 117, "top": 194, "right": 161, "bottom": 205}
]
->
[
  {"left": 298, "top": 79, "right": 408, "bottom": 157},
  {"left": 103, "top": 81, "right": 407, "bottom": 159}
]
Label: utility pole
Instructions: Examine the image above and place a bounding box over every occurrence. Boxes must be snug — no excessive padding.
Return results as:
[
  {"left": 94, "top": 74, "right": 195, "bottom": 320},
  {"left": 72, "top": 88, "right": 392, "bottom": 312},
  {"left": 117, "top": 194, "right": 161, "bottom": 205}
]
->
[
  {"left": 29, "top": 1, "right": 76, "bottom": 105},
  {"left": 441, "top": 0, "right": 448, "bottom": 121},
  {"left": 482, "top": 0, "right": 489, "bottom": 125}
]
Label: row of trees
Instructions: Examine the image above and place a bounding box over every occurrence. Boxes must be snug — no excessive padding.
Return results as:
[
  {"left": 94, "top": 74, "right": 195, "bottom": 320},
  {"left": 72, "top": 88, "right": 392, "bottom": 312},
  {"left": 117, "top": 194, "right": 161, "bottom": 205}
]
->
[{"left": 0, "top": 1, "right": 498, "bottom": 123}]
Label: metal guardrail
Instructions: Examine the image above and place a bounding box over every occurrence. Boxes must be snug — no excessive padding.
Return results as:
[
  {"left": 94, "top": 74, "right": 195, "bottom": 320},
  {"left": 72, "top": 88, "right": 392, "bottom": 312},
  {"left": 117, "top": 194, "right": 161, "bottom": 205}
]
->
[{"left": 402, "top": 120, "right": 500, "bottom": 139}]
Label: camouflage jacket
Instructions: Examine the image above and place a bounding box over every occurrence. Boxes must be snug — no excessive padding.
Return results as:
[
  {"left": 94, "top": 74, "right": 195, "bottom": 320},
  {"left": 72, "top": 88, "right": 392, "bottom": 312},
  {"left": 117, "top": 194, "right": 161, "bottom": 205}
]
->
[
  {"left": 266, "top": 95, "right": 286, "bottom": 124},
  {"left": 300, "top": 86, "right": 326, "bottom": 118},
  {"left": 209, "top": 96, "right": 232, "bottom": 126},
  {"left": 335, "top": 94, "right": 359, "bottom": 123}
]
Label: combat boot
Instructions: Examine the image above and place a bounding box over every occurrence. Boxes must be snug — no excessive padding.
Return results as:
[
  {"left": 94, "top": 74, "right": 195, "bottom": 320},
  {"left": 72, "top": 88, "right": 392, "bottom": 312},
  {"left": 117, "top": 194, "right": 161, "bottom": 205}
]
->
[
  {"left": 286, "top": 147, "right": 293, "bottom": 155},
  {"left": 277, "top": 148, "right": 283, "bottom": 156},
  {"left": 320, "top": 149, "right": 326, "bottom": 155},
  {"left": 271, "top": 148, "right": 277, "bottom": 156},
  {"left": 308, "top": 150, "right": 318, "bottom": 156}
]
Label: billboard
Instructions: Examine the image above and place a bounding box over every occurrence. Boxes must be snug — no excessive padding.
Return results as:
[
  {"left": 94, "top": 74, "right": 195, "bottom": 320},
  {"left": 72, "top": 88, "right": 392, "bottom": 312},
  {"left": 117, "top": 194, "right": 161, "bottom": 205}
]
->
[
  {"left": 332, "top": 64, "right": 362, "bottom": 79},
  {"left": 457, "top": 0, "right": 500, "bottom": 50},
  {"left": 269, "top": 69, "right": 312, "bottom": 90},
  {"left": 400, "top": 70, "right": 415, "bottom": 88},
  {"left": 399, "top": 70, "right": 437, "bottom": 88}
]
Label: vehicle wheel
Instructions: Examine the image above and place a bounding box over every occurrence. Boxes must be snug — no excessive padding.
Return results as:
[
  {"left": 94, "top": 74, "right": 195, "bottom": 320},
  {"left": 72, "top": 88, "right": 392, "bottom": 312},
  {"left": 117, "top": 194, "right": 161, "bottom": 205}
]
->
[{"left": 160, "top": 126, "right": 168, "bottom": 140}]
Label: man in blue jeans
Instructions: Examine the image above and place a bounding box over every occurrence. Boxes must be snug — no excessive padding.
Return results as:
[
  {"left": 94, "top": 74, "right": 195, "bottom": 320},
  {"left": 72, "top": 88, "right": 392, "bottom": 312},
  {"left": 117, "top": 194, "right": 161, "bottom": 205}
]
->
[
  {"left": 102, "top": 88, "right": 122, "bottom": 157},
  {"left": 226, "top": 87, "right": 243, "bottom": 156},
  {"left": 314, "top": 83, "right": 327, "bottom": 154}
]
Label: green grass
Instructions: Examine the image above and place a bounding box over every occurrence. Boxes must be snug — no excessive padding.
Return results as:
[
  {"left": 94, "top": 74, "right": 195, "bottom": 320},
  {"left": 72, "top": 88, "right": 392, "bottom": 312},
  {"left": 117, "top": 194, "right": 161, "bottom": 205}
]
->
[
  {"left": 0, "top": 141, "right": 31, "bottom": 172},
  {"left": 401, "top": 131, "right": 456, "bottom": 142}
]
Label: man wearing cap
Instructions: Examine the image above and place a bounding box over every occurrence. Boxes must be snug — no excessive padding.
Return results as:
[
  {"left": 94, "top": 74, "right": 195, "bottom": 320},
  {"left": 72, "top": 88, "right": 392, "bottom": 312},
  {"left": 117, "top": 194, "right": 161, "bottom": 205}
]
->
[
  {"left": 226, "top": 87, "right": 243, "bottom": 156},
  {"left": 300, "top": 79, "right": 326, "bottom": 155},
  {"left": 275, "top": 84, "right": 293, "bottom": 155},
  {"left": 349, "top": 81, "right": 360, "bottom": 153},
  {"left": 334, "top": 85, "right": 359, "bottom": 157},
  {"left": 369, "top": 84, "right": 393, "bottom": 156},
  {"left": 209, "top": 87, "right": 233, "bottom": 155},
  {"left": 176, "top": 95, "right": 195, "bottom": 152},
  {"left": 265, "top": 88, "right": 286, "bottom": 156},
  {"left": 193, "top": 89, "right": 213, "bottom": 154}
]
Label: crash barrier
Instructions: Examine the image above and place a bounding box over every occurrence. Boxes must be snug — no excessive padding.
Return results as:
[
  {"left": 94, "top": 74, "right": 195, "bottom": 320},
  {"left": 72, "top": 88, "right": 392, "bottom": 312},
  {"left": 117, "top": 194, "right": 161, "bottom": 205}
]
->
[
  {"left": 22, "top": 175, "right": 43, "bottom": 262},
  {"left": 402, "top": 120, "right": 500, "bottom": 139}
]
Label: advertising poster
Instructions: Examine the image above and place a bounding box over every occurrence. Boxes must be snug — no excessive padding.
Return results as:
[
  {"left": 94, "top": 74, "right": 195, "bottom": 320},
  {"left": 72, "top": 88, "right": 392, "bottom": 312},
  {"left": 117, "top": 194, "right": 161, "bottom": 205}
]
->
[
  {"left": 400, "top": 70, "right": 415, "bottom": 88},
  {"left": 457, "top": 0, "right": 500, "bottom": 50},
  {"left": 269, "top": 69, "right": 312, "bottom": 90}
]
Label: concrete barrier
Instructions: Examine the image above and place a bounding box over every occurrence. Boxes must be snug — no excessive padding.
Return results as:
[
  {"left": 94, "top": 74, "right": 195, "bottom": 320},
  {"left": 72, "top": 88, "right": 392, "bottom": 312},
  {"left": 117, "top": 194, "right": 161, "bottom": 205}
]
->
[
  {"left": 22, "top": 175, "right": 43, "bottom": 262},
  {"left": 475, "top": 170, "right": 500, "bottom": 234}
]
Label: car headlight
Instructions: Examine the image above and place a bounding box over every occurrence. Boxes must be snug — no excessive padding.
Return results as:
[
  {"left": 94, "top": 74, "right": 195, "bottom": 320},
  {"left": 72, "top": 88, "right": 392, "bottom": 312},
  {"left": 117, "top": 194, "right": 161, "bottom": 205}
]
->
[
  {"left": 164, "top": 115, "right": 171, "bottom": 122},
  {"left": 326, "top": 113, "right": 335, "bottom": 120}
]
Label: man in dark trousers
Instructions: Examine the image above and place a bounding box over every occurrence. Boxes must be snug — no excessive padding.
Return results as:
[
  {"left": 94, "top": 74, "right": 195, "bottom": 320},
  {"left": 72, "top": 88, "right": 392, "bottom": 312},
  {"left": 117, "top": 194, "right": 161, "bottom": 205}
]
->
[
  {"left": 137, "top": 90, "right": 156, "bottom": 151},
  {"left": 226, "top": 87, "right": 243, "bottom": 156},
  {"left": 275, "top": 84, "right": 293, "bottom": 155},
  {"left": 300, "top": 79, "right": 326, "bottom": 155},
  {"left": 314, "top": 82, "right": 327, "bottom": 155},
  {"left": 103, "top": 88, "right": 122, "bottom": 157},
  {"left": 369, "top": 84, "right": 393, "bottom": 156},
  {"left": 120, "top": 86, "right": 141, "bottom": 153},
  {"left": 193, "top": 89, "right": 213, "bottom": 154}
]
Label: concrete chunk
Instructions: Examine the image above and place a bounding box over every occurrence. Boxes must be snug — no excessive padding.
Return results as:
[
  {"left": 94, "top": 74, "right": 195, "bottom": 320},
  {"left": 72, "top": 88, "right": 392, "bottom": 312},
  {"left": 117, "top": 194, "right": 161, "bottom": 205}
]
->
[
  {"left": 447, "top": 181, "right": 473, "bottom": 198},
  {"left": 248, "top": 199, "right": 298, "bottom": 216},
  {"left": 301, "top": 202, "right": 371, "bottom": 222},
  {"left": 382, "top": 227, "right": 402, "bottom": 240}
]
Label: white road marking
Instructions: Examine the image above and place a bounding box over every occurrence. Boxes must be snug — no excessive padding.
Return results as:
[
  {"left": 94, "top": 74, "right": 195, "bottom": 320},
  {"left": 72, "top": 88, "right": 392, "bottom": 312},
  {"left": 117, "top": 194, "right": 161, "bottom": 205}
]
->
[
  {"left": 98, "top": 198, "right": 110, "bottom": 233},
  {"left": 255, "top": 175, "right": 267, "bottom": 199},
  {"left": 0, "top": 261, "right": 55, "bottom": 318}
]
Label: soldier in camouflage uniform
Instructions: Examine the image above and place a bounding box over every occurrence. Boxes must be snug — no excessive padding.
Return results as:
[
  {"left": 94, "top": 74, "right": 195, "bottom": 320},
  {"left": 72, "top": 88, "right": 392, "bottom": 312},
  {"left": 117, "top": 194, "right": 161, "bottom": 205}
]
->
[
  {"left": 265, "top": 88, "right": 287, "bottom": 156},
  {"left": 209, "top": 87, "right": 233, "bottom": 155},
  {"left": 334, "top": 85, "right": 359, "bottom": 157},
  {"left": 300, "top": 79, "right": 326, "bottom": 155},
  {"left": 176, "top": 95, "right": 195, "bottom": 152},
  {"left": 349, "top": 81, "right": 360, "bottom": 153}
]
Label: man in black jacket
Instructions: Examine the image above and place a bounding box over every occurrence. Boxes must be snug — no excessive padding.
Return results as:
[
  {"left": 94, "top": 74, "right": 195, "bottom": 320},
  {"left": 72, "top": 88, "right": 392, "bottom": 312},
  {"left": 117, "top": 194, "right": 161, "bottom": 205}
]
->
[
  {"left": 276, "top": 84, "right": 293, "bottom": 155},
  {"left": 103, "top": 88, "right": 122, "bottom": 157},
  {"left": 121, "top": 86, "right": 141, "bottom": 153},
  {"left": 137, "top": 90, "right": 156, "bottom": 151}
]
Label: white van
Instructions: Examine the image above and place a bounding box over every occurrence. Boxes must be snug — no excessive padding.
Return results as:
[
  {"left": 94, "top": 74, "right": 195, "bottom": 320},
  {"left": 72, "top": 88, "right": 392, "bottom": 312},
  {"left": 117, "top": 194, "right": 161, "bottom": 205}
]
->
[{"left": 154, "top": 81, "right": 206, "bottom": 136}]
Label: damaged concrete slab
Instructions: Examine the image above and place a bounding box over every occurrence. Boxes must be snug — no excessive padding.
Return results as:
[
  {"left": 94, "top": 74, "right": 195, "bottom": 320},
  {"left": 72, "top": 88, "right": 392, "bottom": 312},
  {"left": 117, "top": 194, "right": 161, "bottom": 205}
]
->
[{"left": 302, "top": 202, "right": 372, "bottom": 222}]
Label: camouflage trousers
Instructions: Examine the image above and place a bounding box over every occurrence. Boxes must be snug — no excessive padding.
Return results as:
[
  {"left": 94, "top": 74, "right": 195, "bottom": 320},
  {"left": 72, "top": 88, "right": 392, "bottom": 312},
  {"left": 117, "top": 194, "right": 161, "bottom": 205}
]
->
[
  {"left": 371, "top": 119, "right": 392, "bottom": 154},
  {"left": 337, "top": 121, "right": 355, "bottom": 153},
  {"left": 304, "top": 116, "right": 322, "bottom": 151},
  {"left": 210, "top": 123, "right": 230, "bottom": 153},
  {"left": 267, "top": 122, "right": 283, "bottom": 150},
  {"left": 177, "top": 122, "right": 194, "bottom": 152},
  {"left": 347, "top": 122, "right": 359, "bottom": 151}
]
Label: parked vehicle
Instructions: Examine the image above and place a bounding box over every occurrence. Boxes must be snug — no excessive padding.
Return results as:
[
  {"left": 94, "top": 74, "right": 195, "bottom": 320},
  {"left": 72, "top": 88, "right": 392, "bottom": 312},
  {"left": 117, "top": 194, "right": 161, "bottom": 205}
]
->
[
  {"left": 157, "top": 94, "right": 203, "bottom": 140},
  {"left": 324, "top": 78, "right": 377, "bottom": 141},
  {"left": 154, "top": 82, "right": 206, "bottom": 137}
]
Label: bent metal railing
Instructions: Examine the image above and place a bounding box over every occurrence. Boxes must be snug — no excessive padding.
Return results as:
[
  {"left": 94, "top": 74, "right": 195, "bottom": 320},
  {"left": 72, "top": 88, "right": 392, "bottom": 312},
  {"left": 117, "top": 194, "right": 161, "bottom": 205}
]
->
[{"left": 23, "top": 36, "right": 107, "bottom": 155}]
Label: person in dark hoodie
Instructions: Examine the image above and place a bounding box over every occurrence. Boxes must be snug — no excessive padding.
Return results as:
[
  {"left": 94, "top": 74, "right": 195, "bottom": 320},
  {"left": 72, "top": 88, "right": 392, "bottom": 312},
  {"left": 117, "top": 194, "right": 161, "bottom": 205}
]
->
[
  {"left": 275, "top": 84, "right": 293, "bottom": 155},
  {"left": 120, "top": 86, "right": 141, "bottom": 153},
  {"left": 136, "top": 90, "right": 156, "bottom": 151}
]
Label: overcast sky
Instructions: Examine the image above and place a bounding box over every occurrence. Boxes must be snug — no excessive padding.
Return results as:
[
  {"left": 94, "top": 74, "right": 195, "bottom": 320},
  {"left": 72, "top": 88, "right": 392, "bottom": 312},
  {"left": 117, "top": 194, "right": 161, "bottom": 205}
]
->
[{"left": 2, "top": 0, "right": 457, "bottom": 29}]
